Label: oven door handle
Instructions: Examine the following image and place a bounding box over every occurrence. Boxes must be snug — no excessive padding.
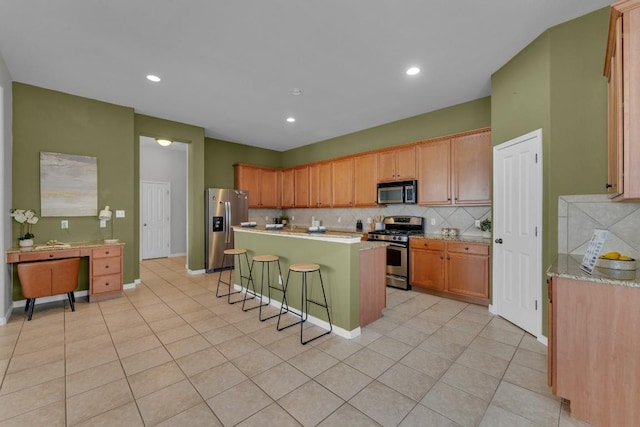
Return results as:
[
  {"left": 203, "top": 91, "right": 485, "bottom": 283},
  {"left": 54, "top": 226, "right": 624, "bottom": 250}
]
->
[{"left": 387, "top": 243, "right": 407, "bottom": 248}]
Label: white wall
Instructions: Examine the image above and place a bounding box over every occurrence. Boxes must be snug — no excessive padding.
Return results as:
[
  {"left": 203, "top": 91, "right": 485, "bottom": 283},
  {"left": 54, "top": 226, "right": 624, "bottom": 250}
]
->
[
  {"left": 140, "top": 137, "right": 188, "bottom": 256},
  {"left": 0, "top": 51, "right": 12, "bottom": 324}
]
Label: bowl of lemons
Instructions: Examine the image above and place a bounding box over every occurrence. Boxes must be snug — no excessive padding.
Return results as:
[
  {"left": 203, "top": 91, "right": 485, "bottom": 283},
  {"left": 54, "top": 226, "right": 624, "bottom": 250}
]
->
[{"left": 596, "top": 251, "right": 636, "bottom": 271}]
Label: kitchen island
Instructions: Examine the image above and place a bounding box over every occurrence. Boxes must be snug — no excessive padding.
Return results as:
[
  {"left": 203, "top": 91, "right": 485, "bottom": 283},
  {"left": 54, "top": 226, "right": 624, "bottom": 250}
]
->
[{"left": 233, "top": 226, "right": 386, "bottom": 338}]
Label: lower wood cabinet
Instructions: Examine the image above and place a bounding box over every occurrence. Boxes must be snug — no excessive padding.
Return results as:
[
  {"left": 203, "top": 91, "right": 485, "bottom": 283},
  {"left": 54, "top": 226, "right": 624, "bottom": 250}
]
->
[
  {"left": 89, "top": 245, "right": 123, "bottom": 301},
  {"left": 409, "top": 238, "right": 490, "bottom": 305}
]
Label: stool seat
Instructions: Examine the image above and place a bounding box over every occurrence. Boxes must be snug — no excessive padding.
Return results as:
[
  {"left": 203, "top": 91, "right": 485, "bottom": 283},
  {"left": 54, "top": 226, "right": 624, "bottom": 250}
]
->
[
  {"left": 224, "top": 248, "right": 247, "bottom": 255},
  {"left": 253, "top": 254, "right": 279, "bottom": 263},
  {"left": 289, "top": 263, "right": 320, "bottom": 273}
]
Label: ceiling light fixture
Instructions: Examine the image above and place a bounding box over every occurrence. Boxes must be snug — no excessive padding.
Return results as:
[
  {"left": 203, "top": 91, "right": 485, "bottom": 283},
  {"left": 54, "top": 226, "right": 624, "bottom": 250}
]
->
[
  {"left": 290, "top": 88, "right": 303, "bottom": 96},
  {"left": 156, "top": 138, "right": 172, "bottom": 147},
  {"left": 286, "top": 117, "right": 296, "bottom": 123},
  {"left": 406, "top": 67, "right": 421, "bottom": 76},
  {"left": 146, "top": 74, "right": 161, "bottom": 82}
]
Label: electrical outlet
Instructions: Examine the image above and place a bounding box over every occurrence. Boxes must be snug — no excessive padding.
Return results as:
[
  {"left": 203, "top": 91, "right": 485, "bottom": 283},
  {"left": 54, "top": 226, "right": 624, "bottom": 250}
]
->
[
  {"left": 278, "top": 274, "right": 283, "bottom": 285},
  {"left": 475, "top": 220, "right": 481, "bottom": 227},
  {"left": 291, "top": 216, "right": 295, "bottom": 221},
  {"left": 61, "top": 220, "right": 69, "bottom": 229},
  {"left": 115, "top": 210, "right": 125, "bottom": 218},
  {"left": 367, "top": 217, "right": 372, "bottom": 224},
  {"left": 338, "top": 216, "right": 341, "bottom": 223},
  {"left": 430, "top": 218, "right": 436, "bottom": 225}
]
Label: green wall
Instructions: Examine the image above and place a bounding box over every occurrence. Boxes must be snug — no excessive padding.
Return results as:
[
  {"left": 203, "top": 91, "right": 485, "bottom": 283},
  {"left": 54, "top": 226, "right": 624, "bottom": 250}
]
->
[
  {"left": 204, "top": 138, "right": 281, "bottom": 189},
  {"left": 281, "top": 97, "right": 491, "bottom": 166},
  {"left": 491, "top": 7, "right": 609, "bottom": 335},
  {"left": 12, "top": 83, "right": 136, "bottom": 298}
]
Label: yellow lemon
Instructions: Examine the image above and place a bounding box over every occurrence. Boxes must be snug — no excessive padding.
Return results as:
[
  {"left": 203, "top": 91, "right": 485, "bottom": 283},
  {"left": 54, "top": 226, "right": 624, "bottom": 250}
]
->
[
  {"left": 619, "top": 255, "right": 633, "bottom": 261},
  {"left": 603, "top": 251, "right": 621, "bottom": 260}
]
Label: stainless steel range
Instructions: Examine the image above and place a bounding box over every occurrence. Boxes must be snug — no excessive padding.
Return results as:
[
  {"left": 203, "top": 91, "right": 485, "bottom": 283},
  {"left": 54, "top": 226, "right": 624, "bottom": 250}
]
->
[{"left": 368, "top": 216, "right": 425, "bottom": 290}]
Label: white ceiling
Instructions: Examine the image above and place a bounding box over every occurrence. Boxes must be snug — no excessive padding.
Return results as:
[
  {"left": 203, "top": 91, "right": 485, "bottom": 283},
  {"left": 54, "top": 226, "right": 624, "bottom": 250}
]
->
[{"left": 0, "top": 0, "right": 612, "bottom": 151}]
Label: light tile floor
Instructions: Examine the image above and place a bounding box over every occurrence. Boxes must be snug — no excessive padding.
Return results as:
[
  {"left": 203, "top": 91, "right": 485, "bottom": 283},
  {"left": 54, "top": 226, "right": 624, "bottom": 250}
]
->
[{"left": 0, "top": 257, "right": 592, "bottom": 426}]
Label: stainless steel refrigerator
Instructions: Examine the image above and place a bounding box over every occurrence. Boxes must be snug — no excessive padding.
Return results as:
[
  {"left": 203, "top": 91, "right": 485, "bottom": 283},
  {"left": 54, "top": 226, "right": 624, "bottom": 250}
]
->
[{"left": 205, "top": 188, "right": 249, "bottom": 272}]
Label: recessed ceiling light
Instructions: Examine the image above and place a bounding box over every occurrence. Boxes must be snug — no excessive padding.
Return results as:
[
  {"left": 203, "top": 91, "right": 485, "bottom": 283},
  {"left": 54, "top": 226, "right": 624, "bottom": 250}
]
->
[
  {"left": 406, "top": 67, "right": 420, "bottom": 76},
  {"left": 290, "top": 88, "right": 303, "bottom": 96},
  {"left": 146, "top": 75, "right": 161, "bottom": 82},
  {"left": 286, "top": 117, "right": 296, "bottom": 123}
]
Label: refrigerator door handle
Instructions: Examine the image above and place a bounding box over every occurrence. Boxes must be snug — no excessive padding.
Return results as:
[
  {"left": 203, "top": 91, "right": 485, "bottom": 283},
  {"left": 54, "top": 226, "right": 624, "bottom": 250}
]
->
[{"left": 225, "top": 201, "right": 231, "bottom": 243}]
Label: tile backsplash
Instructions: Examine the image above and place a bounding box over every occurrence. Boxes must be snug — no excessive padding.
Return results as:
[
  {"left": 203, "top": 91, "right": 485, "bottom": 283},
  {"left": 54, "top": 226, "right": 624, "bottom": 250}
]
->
[
  {"left": 249, "top": 205, "right": 491, "bottom": 236},
  {"left": 558, "top": 194, "right": 640, "bottom": 259}
]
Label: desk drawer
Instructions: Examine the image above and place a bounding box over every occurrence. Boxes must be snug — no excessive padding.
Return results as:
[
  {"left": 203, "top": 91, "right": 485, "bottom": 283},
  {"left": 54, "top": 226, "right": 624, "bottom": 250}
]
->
[
  {"left": 93, "top": 246, "right": 122, "bottom": 258},
  {"left": 17, "top": 249, "right": 81, "bottom": 262},
  {"left": 92, "top": 274, "right": 121, "bottom": 294},
  {"left": 92, "top": 257, "right": 121, "bottom": 276}
]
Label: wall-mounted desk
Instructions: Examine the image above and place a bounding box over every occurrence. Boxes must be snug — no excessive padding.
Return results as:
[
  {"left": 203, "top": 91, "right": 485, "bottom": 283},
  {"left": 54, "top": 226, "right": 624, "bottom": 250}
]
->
[{"left": 6, "top": 241, "right": 124, "bottom": 302}]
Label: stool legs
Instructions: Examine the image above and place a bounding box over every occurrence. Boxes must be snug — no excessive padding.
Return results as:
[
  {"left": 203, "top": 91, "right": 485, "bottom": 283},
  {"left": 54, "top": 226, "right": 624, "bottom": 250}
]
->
[
  {"left": 243, "top": 258, "right": 286, "bottom": 321},
  {"left": 277, "top": 268, "right": 332, "bottom": 345},
  {"left": 216, "top": 252, "right": 253, "bottom": 304}
]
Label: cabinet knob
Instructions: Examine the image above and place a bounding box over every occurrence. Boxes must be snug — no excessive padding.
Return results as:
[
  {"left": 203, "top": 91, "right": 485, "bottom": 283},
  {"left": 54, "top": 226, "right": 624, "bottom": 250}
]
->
[
  {"left": 105, "top": 265, "right": 109, "bottom": 269},
  {"left": 105, "top": 282, "right": 110, "bottom": 286},
  {"left": 49, "top": 254, "right": 54, "bottom": 258},
  {"left": 105, "top": 251, "right": 110, "bottom": 255},
  {"left": 465, "top": 247, "right": 469, "bottom": 250}
]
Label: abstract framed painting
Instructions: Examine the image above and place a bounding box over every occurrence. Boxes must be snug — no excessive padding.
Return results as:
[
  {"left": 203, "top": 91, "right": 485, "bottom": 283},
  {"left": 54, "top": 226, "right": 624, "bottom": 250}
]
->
[{"left": 40, "top": 152, "right": 98, "bottom": 217}]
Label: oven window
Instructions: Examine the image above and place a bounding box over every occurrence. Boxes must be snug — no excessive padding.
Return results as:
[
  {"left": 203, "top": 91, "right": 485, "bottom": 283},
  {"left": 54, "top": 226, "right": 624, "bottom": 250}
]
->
[{"left": 387, "top": 246, "right": 403, "bottom": 267}]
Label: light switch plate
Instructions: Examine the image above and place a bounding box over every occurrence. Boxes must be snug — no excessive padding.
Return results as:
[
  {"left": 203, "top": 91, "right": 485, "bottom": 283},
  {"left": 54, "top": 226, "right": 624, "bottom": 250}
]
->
[
  {"left": 115, "top": 210, "right": 125, "bottom": 218},
  {"left": 475, "top": 220, "right": 481, "bottom": 227},
  {"left": 61, "top": 220, "right": 69, "bottom": 229}
]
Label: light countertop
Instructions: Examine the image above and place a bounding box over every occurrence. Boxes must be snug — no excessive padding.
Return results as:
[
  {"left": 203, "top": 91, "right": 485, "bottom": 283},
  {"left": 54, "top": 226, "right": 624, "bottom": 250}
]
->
[
  {"left": 547, "top": 254, "right": 640, "bottom": 288},
  {"left": 410, "top": 234, "right": 492, "bottom": 244}
]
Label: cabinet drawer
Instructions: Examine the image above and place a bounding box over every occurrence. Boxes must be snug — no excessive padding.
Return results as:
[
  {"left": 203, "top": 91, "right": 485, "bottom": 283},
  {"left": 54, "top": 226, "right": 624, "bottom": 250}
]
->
[
  {"left": 92, "top": 246, "right": 122, "bottom": 258},
  {"left": 92, "top": 257, "right": 121, "bottom": 276},
  {"left": 410, "top": 239, "right": 445, "bottom": 251},
  {"left": 447, "top": 242, "right": 489, "bottom": 256},
  {"left": 92, "top": 274, "right": 122, "bottom": 294},
  {"left": 16, "top": 249, "right": 81, "bottom": 262}
]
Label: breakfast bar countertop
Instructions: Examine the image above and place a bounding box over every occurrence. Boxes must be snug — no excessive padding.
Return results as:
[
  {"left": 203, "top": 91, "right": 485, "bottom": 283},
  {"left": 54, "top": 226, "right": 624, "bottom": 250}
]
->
[{"left": 547, "top": 253, "right": 640, "bottom": 288}]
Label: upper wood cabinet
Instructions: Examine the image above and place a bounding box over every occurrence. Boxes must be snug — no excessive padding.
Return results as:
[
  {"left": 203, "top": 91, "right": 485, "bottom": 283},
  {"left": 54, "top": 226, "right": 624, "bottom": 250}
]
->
[
  {"left": 309, "top": 161, "right": 333, "bottom": 208},
  {"left": 378, "top": 146, "right": 416, "bottom": 182},
  {"left": 234, "top": 164, "right": 280, "bottom": 208},
  {"left": 605, "top": 0, "right": 640, "bottom": 200},
  {"left": 354, "top": 152, "right": 378, "bottom": 206},
  {"left": 294, "top": 165, "right": 310, "bottom": 208},
  {"left": 280, "top": 168, "right": 295, "bottom": 208},
  {"left": 332, "top": 158, "right": 354, "bottom": 207},
  {"left": 416, "top": 130, "right": 491, "bottom": 206}
]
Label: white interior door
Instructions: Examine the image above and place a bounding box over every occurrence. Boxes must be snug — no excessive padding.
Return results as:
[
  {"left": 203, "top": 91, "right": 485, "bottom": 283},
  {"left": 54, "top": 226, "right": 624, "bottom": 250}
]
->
[
  {"left": 141, "top": 181, "right": 171, "bottom": 260},
  {"left": 492, "top": 129, "right": 542, "bottom": 338}
]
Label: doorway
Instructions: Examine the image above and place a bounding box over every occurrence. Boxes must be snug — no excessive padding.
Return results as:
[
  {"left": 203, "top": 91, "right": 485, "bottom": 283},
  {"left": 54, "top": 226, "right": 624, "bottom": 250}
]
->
[
  {"left": 141, "top": 181, "right": 171, "bottom": 259},
  {"left": 491, "top": 129, "right": 543, "bottom": 338}
]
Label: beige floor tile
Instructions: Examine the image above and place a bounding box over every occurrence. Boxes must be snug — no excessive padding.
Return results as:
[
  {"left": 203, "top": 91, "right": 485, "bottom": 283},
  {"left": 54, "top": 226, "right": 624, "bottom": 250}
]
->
[
  {"left": 65, "top": 333, "right": 114, "bottom": 358},
  {"left": 478, "top": 324, "right": 525, "bottom": 347},
  {"left": 136, "top": 302, "right": 178, "bottom": 323},
  {"left": 165, "top": 297, "right": 205, "bottom": 314},
  {"left": 385, "top": 324, "right": 429, "bottom": 347},
  {"left": 73, "top": 401, "right": 144, "bottom": 427},
  {"left": 363, "top": 317, "right": 400, "bottom": 335},
  {"left": 288, "top": 347, "right": 339, "bottom": 377},
  {"left": 156, "top": 402, "right": 222, "bottom": 427},
  {"left": 0, "top": 400, "right": 66, "bottom": 427},
  {"left": 66, "top": 360, "right": 125, "bottom": 397},
  {"left": 431, "top": 325, "right": 477, "bottom": 346},
  {"left": 236, "top": 402, "right": 301, "bottom": 427},
  {"left": 441, "top": 363, "right": 500, "bottom": 402},
  {"left": 148, "top": 316, "right": 188, "bottom": 333},
  {"left": 103, "top": 309, "right": 147, "bottom": 332},
  {"left": 215, "top": 335, "right": 260, "bottom": 360},
  {"left": 318, "top": 403, "right": 379, "bottom": 427},
  {"left": 266, "top": 334, "right": 311, "bottom": 360},
  {"left": 202, "top": 324, "right": 244, "bottom": 345},
  {"left": 121, "top": 346, "right": 173, "bottom": 376},
  {"left": 422, "top": 382, "right": 489, "bottom": 427},
  {"left": 503, "top": 363, "right": 555, "bottom": 399},
  {"left": 6, "top": 343, "right": 65, "bottom": 375},
  {"left": 479, "top": 404, "right": 537, "bottom": 427},
  {"left": 66, "top": 378, "right": 134, "bottom": 426},
  {"left": 315, "top": 335, "right": 363, "bottom": 360},
  {"left": 108, "top": 323, "right": 153, "bottom": 344},
  {"left": 65, "top": 345, "right": 119, "bottom": 376},
  {"left": 315, "top": 362, "right": 373, "bottom": 401},
  {"left": 367, "top": 335, "right": 414, "bottom": 360},
  {"left": 344, "top": 347, "right": 396, "bottom": 378},
  {"left": 247, "top": 324, "right": 288, "bottom": 346},
  {"left": 402, "top": 316, "right": 445, "bottom": 335},
  {"left": 456, "top": 348, "right": 510, "bottom": 379},
  {"left": 278, "top": 380, "right": 343, "bottom": 427},
  {"left": 349, "top": 328, "right": 382, "bottom": 346},
  {"left": 190, "top": 315, "right": 230, "bottom": 334},
  {"left": 400, "top": 348, "right": 452, "bottom": 379},
  {"left": 518, "top": 333, "right": 548, "bottom": 355},
  {"left": 511, "top": 348, "right": 547, "bottom": 373},
  {"left": 252, "top": 362, "right": 310, "bottom": 400},
  {"left": 165, "top": 334, "right": 212, "bottom": 359},
  {"left": 114, "top": 333, "right": 162, "bottom": 359},
  {"left": 468, "top": 336, "right": 517, "bottom": 361},
  {"left": 190, "top": 361, "right": 248, "bottom": 399},
  {"left": 491, "top": 382, "right": 560, "bottom": 427},
  {"left": 232, "top": 347, "right": 282, "bottom": 377},
  {"left": 207, "top": 380, "right": 273, "bottom": 426},
  {"left": 137, "top": 379, "right": 204, "bottom": 426},
  {"left": 128, "top": 361, "right": 186, "bottom": 399},
  {"left": 418, "top": 334, "right": 467, "bottom": 361},
  {"left": 454, "top": 309, "right": 494, "bottom": 326},
  {"left": 350, "top": 380, "right": 416, "bottom": 427},
  {"left": 176, "top": 346, "right": 227, "bottom": 377},
  {"left": 12, "top": 331, "right": 65, "bottom": 356},
  {"left": 64, "top": 321, "right": 110, "bottom": 344},
  {"left": 399, "top": 403, "right": 461, "bottom": 427},
  {"left": 0, "top": 359, "right": 64, "bottom": 396},
  {"left": 0, "top": 378, "right": 64, "bottom": 422},
  {"left": 377, "top": 363, "right": 436, "bottom": 402},
  {"left": 156, "top": 324, "right": 199, "bottom": 345}
]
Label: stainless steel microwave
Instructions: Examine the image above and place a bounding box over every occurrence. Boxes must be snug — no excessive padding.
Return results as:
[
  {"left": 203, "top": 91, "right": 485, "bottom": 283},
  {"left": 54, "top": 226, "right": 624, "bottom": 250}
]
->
[{"left": 377, "top": 180, "right": 417, "bottom": 204}]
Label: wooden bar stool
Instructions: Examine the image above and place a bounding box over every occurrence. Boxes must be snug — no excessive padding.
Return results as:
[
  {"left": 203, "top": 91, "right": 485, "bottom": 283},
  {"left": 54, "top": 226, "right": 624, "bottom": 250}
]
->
[
  {"left": 216, "top": 248, "right": 254, "bottom": 304},
  {"left": 277, "top": 263, "right": 332, "bottom": 344},
  {"left": 242, "top": 254, "right": 286, "bottom": 321}
]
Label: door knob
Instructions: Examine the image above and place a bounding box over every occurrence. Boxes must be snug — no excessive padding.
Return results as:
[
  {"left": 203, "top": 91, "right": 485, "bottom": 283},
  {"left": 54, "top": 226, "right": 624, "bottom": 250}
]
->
[
  {"left": 495, "top": 238, "right": 503, "bottom": 244},
  {"left": 144, "top": 223, "right": 147, "bottom": 226}
]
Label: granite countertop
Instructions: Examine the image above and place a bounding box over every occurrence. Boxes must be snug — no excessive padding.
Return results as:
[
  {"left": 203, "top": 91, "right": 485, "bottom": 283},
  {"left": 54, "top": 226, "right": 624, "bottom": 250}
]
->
[
  {"left": 410, "top": 233, "right": 493, "bottom": 244},
  {"left": 233, "top": 225, "right": 363, "bottom": 241},
  {"left": 547, "top": 254, "right": 640, "bottom": 288},
  {"left": 7, "top": 240, "right": 124, "bottom": 254},
  {"left": 359, "top": 241, "right": 389, "bottom": 251}
]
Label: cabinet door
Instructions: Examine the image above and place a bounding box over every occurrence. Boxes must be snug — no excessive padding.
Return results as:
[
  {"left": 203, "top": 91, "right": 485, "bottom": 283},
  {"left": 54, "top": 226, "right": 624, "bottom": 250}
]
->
[
  {"left": 281, "top": 168, "right": 295, "bottom": 208},
  {"left": 377, "top": 150, "right": 397, "bottom": 182},
  {"left": 446, "top": 252, "right": 489, "bottom": 300},
  {"left": 234, "top": 165, "right": 261, "bottom": 208},
  {"left": 410, "top": 248, "right": 445, "bottom": 291},
  {"left": 260, "top": 168, "right": 280, "bottom": 208},
  {"left": 453, "top": 131, "right": 491, "bottom": 205},
  {"left": 294, "top": 165, "right": 309, "bottom": 208},
  {"left": 417, "top": 139, "right": 451, "bottom": 205},
  {"left": 332, "top": 158, "right": 354, "bottom": 207},
  {"left": 309, "top": 163, "right": 320, "bottom": 207},
  {"left": 354, "top": 153, "right": 378, "bottom": 206},
  {"left": 395, "top": 145, "right": 416, "bottom": 180},
  {"left": 319, "top": 162, "right": 333, "bottom": 207}
]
